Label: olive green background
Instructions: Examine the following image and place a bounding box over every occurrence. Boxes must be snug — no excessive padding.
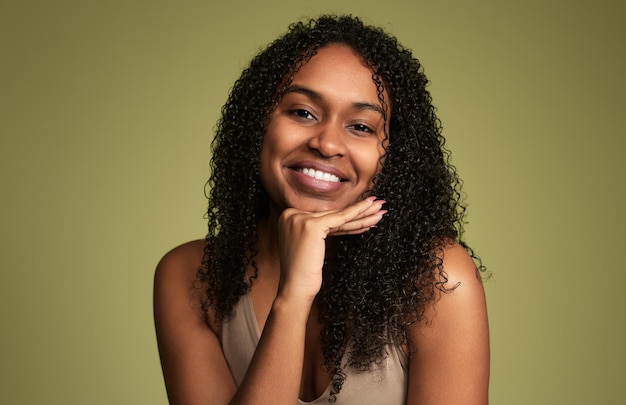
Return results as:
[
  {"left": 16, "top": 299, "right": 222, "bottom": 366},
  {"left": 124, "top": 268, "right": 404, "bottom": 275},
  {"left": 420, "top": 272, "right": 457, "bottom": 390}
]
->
[{"left": 1, "top": 0, "right": 624, "bottom": 404}]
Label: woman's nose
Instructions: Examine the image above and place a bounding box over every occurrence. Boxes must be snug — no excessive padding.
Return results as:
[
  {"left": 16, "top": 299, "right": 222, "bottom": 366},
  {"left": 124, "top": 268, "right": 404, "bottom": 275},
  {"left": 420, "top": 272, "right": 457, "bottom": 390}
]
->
[{"left": 307, "top": 124, "right": 346, "bottom": 158}]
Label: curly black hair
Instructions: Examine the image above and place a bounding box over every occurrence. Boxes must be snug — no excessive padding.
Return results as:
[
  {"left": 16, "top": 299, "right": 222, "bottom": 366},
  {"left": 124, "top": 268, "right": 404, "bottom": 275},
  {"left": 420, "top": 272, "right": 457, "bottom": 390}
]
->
[{"left": 198, "top": 14, "right": 483, "bottom": 400}]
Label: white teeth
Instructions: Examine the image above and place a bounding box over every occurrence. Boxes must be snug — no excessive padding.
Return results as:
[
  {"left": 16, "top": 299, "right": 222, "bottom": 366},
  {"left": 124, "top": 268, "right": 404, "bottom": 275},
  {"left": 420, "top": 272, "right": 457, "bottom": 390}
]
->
[{"left": 300, "top": 168, "right": 341, "bottom": 183}]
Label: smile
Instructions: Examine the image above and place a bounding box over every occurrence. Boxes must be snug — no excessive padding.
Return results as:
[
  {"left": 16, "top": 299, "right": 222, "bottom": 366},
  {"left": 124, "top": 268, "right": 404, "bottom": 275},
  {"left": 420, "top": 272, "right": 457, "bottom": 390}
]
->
[{"left": 297, "top": 167, "right": 342, "bottom": 183}]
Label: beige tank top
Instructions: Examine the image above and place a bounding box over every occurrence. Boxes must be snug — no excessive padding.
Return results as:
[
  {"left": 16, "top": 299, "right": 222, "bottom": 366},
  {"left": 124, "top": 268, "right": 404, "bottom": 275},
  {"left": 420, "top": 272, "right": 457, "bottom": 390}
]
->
[{"left": 220, "top": 292, "right": 408, "bottom": 404}]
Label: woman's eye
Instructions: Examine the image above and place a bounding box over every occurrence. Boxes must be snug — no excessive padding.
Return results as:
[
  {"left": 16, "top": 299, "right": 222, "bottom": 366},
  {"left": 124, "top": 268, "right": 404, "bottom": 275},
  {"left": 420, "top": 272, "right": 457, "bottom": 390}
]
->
[
  {"left": 350, "top": 123, "right": 373, "bottom": 133},
  {"left": 291, "top": 109, "right": 315, "bottom": 120}
]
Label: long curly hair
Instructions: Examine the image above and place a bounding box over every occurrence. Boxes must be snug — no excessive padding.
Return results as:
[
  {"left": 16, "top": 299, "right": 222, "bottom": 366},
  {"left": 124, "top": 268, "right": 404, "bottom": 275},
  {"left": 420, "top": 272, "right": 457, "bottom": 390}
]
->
[{"left": 198, "top": 14, "right": 483, "bottom": 400}]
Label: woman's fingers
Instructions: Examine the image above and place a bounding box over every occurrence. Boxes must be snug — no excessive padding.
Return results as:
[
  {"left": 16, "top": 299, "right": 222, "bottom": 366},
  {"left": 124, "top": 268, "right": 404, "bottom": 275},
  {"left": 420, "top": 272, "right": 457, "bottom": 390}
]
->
[
  {"left": 279, "top": 197, "right": 384, "bottom": 244},
  {"left": 328, "top": 210, "right": 386, "bottom": 235},
  {"left": 324, "top": 198, "right": 386, "bottom": 235},
  {"left": 295, "top": 199, "right": 386, "bottom": 236},
  {"left": 329, "top": 211, "right": 386, "bottom": 235}
]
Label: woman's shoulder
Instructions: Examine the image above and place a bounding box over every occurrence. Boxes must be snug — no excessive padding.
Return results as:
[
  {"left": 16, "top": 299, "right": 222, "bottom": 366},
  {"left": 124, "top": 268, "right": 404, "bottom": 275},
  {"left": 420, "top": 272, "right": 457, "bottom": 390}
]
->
[
  {"left": 409, "top": 240, "right": 488, "bottom": 339},
  {"left": 438, "top": 241, "right": 483, "bottom": 289},
  {"left": 156, "top": 239, "right": 206, "bottom": 278},
  {"left": 154, "top": 239, "right": 207, "bottom": 318},
  {"left": 154, "top": 239, "right": 218, "bottom": 331}
]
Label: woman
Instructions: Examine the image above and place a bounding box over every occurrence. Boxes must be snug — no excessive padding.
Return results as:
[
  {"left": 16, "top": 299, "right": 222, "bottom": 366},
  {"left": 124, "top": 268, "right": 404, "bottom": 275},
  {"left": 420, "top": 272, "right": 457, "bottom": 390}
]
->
[{"left": 154, "top": 15, "right": 489, "bottom": 404}]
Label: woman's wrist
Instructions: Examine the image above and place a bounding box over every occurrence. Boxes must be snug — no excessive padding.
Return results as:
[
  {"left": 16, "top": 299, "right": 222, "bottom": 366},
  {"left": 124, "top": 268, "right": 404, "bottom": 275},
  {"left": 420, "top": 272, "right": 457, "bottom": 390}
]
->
[{"left": 272, "top": 289, "right": 315, "bottom": 320}]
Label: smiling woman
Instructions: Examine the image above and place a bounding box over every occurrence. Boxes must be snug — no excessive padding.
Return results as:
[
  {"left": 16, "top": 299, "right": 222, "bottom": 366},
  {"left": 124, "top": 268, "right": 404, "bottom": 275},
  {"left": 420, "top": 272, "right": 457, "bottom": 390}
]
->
[
  {"left": 260, "top": 45, "right": 387, "bottom": 214},
  {"left": 154, "top": 15, "right": 489, "bottom": 405}
]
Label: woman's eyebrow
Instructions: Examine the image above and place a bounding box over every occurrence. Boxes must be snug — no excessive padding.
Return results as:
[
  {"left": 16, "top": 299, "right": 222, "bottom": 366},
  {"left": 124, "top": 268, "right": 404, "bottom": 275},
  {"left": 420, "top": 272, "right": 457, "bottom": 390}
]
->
[
  {"left": 283, "top": 85, "right": 322, "bottom": 101},
  {"left": 353, "top": 102, "right": 384, "bottom": 116},
  {"left": 284, "top": 85, "right": 384, "bottom": 116}
]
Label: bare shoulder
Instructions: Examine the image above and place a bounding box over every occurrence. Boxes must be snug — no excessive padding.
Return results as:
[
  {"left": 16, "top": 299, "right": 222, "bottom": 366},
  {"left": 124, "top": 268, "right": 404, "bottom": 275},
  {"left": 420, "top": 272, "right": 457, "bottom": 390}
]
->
[
  {"left": 153, "top": 239, "right": 210, "bottom": 329},
  {"left": 156, "top": 239, "right": 206, "bottom": 280},
  {"left": 418, "top": 241, "right": 488, "bottom": 335},
  {"left": 413, "top": 242, "right": 488, "bottom": 335},
  {"left": 406, "top": 242, "right": 490, "bottom": 404},
  {"left": 439, "top": 242, "right": 484, "bottom": 293}
]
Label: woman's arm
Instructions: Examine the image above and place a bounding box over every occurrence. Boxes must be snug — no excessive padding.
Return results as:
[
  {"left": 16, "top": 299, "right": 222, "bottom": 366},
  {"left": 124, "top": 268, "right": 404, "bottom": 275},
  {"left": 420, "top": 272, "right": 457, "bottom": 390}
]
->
[
  {"left": 153, "top": 236, "right": 331, "bottom": 405},
  {"left": 154, "top": 240, "right": 237, "bottom": 404},
  {"left": 154, "top": 199, "right": 386, "bottom": 405},
  {"left": 406, "top": 243, "right": 490, "bottom": 405},
  {"left": 231, "top": 198, "right": 386, "bottom": 404}
]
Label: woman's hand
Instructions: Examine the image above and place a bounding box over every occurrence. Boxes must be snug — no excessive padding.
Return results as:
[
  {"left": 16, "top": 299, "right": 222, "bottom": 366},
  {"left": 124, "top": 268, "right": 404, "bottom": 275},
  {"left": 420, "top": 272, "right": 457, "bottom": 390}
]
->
[{"left": 276, "top": 196, "right": 386, "bottom": 303}]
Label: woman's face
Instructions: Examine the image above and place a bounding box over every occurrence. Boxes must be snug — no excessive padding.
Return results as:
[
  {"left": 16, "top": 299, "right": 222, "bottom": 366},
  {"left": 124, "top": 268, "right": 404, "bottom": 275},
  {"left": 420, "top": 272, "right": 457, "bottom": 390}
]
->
[{"left": 259, "top": 44, "right": 388, "bottom": 214}]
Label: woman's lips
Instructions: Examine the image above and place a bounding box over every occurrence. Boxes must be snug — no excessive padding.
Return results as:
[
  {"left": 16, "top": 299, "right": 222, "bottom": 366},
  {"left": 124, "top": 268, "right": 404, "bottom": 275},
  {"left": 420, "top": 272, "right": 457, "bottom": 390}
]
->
[
  {"left": 291, "top": 162, "right": 348, "bottom": 194},
  {"left": 290, "top": 161, "right": 348, "bottom": 181},
  {"left": 296, "top": 167, "right": 341, "bottom": 183}
]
